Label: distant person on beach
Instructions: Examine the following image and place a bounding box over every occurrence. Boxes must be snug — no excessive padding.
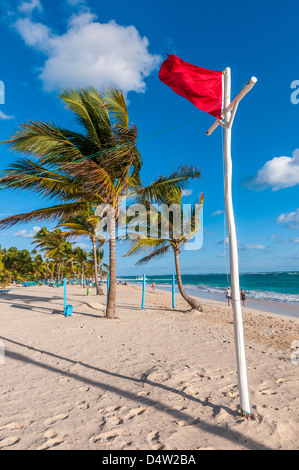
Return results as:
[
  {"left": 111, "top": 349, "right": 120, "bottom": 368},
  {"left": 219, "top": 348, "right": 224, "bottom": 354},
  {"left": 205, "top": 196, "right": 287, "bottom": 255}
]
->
[
  {"left": 240, "top": 289, "right": 246, "bottom": 307},
  {"left": 152, "top": 282, "right": 155, "bottom": 291},
  {"left": 225, "top": 287, "right": 232, "bottom": 306}
]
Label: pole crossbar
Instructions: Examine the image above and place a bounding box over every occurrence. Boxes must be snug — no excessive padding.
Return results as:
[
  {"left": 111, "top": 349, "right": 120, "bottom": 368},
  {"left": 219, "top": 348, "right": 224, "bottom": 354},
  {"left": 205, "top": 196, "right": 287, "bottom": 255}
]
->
[{"left": 206, "top": 76, "right": 257, "bottom": 136}]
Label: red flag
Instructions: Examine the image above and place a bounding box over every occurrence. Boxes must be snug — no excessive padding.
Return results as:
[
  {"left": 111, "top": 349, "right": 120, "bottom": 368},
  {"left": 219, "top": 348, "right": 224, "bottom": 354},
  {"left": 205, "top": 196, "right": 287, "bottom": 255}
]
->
[{"left": 159, "top": 55, "right": 223, "bottom": 118}]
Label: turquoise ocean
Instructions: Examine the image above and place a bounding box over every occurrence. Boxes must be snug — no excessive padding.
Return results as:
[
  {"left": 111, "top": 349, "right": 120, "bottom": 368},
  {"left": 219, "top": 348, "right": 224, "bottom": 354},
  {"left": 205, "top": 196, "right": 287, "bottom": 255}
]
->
[{"left": 121, "top": 272, "right": 299, "bottom": 317}]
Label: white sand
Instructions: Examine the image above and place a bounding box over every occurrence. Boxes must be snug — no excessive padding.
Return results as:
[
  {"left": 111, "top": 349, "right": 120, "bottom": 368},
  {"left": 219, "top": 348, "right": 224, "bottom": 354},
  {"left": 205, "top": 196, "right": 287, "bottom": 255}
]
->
[{"left": 0, "top": 284, "right": 298, "bottom": 450}]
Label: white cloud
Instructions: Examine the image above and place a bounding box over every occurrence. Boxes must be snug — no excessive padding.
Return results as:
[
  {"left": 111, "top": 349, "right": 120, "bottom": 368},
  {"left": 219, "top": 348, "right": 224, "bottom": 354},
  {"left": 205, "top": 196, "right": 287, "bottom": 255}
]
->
[
  {"left": 277, "top": 209, "right": 299, "bottom": 229},
  {"left": 18, "top": 0, "right": 42, "bottom": 15},
  {"left": 248, "top": 149, "right": 299, "bottom": 191},
  {"left": 67, "top": 0, "right": 86, "bottom": 5},
  {"left": 240, "top": 244, "right": 265, "bottom": 251},
  {"left": 218, "top": 238, "right": 265, "bottom": 251},
  {"left": 181, "top": 189, "right": 193, "bottom": 197},
  {"left": 290, "top": 238, "right": 299, "bottom": 243},
  {"left": 14, "top": 226, "right": 41, "bottom": 238},
  {"left": 0, "top": 110, "right": 14, "bottom": 120},
  {"left": 212, "top": 209, "right": 224, "bottom": 216},
  {"left": 218, "top": 237, "right": 229, "bottom": 245},
  {"left": 14, "top": 9, "right": 161, "bottom": 94},
  {"left": 14, "top": 18, "right": 52, "bottom": 52}
]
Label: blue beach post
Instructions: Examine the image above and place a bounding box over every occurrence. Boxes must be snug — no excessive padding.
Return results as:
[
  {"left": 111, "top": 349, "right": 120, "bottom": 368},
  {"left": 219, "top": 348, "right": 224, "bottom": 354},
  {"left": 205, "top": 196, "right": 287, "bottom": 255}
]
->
[
  {"left": 107, "top": 271, "right": 110, "bottom": 305},
  {"left": 64, "top": 278, "right": 73, "bottom": 317},
  {"left": 172, "top": 274, "right": 176, "bottom": 308},
  {"left": 142, "top": 274, "right": 146, "bottom": 310}
]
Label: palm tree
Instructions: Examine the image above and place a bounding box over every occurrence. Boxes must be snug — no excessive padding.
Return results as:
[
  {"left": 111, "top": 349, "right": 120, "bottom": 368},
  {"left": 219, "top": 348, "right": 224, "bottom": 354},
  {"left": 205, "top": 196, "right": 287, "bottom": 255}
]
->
[
  {"left": 0, "top": 244, "right": 48, "bottom": 284},
  {"left": 41, "top": 229, "right": 70, "bottom": 280},
  {"left": 93, "top": 246, "right": 109, "bottom": 277},
  {"left": 0, "top": 87, "right": 201, "bottom": 318},
  {"left": 73, "top": 247, "right": 89, "bottom": 286},
  {"left": 62, "top": 241, "right": 77, "bottom": 280},
  {"left": 0, "top": 248, "right": 12, "bottom": 289},
  {"left": 125, "top": 192, "right": 204, "bottom": 312},
  {"left": 32, "top": 226, "right": 53, "bottom": 281},
  {"left": 56, "top": 206, "right": 105, "bottom": 295},
  {"left": 31, "top": 253, "right": 47, "bottom": 280}
]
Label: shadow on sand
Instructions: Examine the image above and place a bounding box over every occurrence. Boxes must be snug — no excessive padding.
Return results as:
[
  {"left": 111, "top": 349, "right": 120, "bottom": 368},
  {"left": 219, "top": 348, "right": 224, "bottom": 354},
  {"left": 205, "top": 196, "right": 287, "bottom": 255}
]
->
[{"left": 0, "top": 335, "right": 270, "bottom": 450}]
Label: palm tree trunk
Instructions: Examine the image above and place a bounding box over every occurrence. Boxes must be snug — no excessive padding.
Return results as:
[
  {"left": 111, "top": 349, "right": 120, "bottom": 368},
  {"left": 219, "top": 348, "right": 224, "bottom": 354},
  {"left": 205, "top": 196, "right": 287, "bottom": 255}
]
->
[
  {"left": 92, "top": 239, "right": 103, "bottom": 295},
  {"left": 174, "top": 247, "right": 203, "bottom": 312},
  {"left": 71, "top": 259, "right": 76, "bottom": 278},
  {"left": 106, "top": 211, "right": 117, "bottom": 318},
  {"left": 46, "top": 258, "right": 49, "bottom": 282},
  {"left": 61, "top": 260, "right": 64, "bottom": 281}
]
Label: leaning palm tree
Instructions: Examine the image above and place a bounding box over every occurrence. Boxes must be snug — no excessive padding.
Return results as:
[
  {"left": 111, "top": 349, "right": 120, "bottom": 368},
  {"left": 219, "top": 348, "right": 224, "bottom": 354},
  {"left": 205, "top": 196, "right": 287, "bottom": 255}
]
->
[
  {"left": 0, "top": 87, "right": 201, "bottom": 318},
  {"left": 125, "top": 191, "right": 204, "bottom": 312},
  {"left": 56, "top": 206, "right": 105, "bottom": 295}
]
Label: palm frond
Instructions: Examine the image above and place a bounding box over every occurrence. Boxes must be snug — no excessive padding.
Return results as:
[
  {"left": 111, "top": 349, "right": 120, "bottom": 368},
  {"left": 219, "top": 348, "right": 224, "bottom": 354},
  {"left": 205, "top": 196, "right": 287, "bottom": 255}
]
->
[
  {"left": 135, "top": 244, "right": 172, "bottom": 266},
  {"left": 59, "top": 87, "right": 113, "bottom": 150},
  {"left": 124, "top": 238, "right": 170, "bottom": 257},
  {"left": 0, "top": 202, "right": 91, "bottom": 229},
  {"left": 0, "top": 158, "right": 85, "bottom": 201},
  {"left": 102, "top": 88, "right": 129, "bottom": 129},
  {"left": 135, "top": 165, "right": 201, "bottom": 204},
  {"left": 2, "top": 121, "right": 86, "bottom": 165}
]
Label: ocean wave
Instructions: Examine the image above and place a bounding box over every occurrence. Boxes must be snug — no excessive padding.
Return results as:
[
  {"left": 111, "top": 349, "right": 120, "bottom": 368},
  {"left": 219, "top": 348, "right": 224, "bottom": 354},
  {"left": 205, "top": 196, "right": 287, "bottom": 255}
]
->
[{"left": 188, "top": 284, "right": 299, "bottom": 305}]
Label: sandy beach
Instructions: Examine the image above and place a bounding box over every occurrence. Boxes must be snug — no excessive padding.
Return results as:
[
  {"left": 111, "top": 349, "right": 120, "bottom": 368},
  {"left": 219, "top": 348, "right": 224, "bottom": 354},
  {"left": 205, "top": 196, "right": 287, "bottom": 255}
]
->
[{"left": 0, "top": 283, "right": 298, "bottom": 450}]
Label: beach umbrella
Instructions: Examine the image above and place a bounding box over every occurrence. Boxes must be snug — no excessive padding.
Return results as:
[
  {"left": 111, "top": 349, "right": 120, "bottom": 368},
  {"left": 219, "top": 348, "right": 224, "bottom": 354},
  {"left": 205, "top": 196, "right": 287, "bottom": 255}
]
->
[{"left": 159, "top": 55, "right": 257, "bottom": 417}]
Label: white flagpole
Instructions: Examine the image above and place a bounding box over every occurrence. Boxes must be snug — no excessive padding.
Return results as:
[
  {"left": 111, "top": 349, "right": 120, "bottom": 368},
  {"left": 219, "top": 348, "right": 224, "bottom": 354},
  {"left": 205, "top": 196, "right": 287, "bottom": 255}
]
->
[{"left": 223, "top": 67, "right": 251, "bottom": 416}]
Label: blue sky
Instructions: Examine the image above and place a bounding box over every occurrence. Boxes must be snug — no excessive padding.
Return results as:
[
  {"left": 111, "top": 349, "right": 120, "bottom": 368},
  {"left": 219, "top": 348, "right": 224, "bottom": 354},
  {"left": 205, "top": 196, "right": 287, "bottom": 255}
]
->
[{"left": 0, "top": 0, "right": 299, "bottom": 275}]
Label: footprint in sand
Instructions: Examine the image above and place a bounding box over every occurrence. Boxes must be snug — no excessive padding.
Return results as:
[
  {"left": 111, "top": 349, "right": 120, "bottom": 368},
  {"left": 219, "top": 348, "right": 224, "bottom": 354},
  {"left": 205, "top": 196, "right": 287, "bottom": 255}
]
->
[
  {"left": 137, "top": 390, "right": 150, "bottom": 397},
  {"left": 177, "top": 417, "right": 199, "bottom": 427},
  {"left": 122, "top": 442, "right": 138, "bottom": 450},
  {"left": 124, "top": 407, "right": 145, "bottom": 421},
  {"left": 106, "top": 416, "right": 123, "bottom": 426},
  {"left": 91, "top": 430, "right": 119, "bottom": 445},
  {"left": 100, "top": 405, "right": 126, "bottom": 417},
  {"left": 0, "top": 422, "right": 24, "bottom": 431},
  {"left": 259, "top": 387, "right": 277, "bottom": 396},
  {"left": 44, "top": 429, "right": 57, "bottom": 439},
  {"left": 37, "top": 437, "right": 65, "bottom": 450},
  {"left": 146, "top": 431, "right": 165, "bottom": 450},
  {"left": 44, "top": 414, "right": 69, "bottom": 426},
  {"left": 77, "top": 401, "right": 90, "bottom": 410},
  {"left": 0, "top": 436, "right": 20, "bottom": 449}
]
